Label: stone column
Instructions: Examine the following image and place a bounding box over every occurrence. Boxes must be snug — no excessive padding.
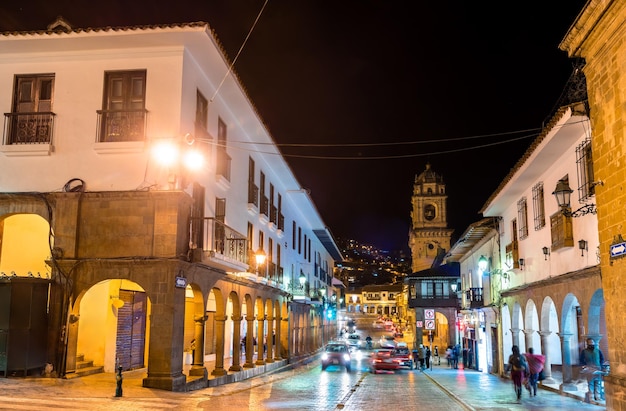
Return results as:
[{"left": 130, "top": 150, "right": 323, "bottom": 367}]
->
[
  {"left": 523, "top": 328, "right": 535, "bottom": 351},
  {"left": 511, "top": 327, "right": 521, "bottom": 348},
  {"left": 229, "top": 315, "right": 243, "bottom": 371},
  {"left": 266, "top": 314, "right": 275, "bottom": 363},
  {"left": 189, "top": 314, "right": 208, "bottom": 378},
  {"left": 539, "top": 330, "right": 556, "bottom": 383},
  {"left": 244, "top": 316, "right": 255, "bottom": 368},
  {"left": 192, "top": 314, "right": 207, "bottom": 366},
  {"left": 281, "top": 315, "right": 289, "bottom": 359},
  {"left": 558, "top": 332, "right": 577, "bottom": 391},
  {"left": 256, "top": 314, "right": 266, "bottom": 365},
  {"left": 275, "top": 314, "right": 284, "bottom": 360},
  {"left": 211, "top": 315, "right": 227, "bottom": 376}
]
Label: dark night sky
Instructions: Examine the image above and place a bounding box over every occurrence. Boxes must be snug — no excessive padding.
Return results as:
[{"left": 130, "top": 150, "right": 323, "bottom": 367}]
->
[{"left": 0, "top": 1, "right": 589, "bottom": 252}]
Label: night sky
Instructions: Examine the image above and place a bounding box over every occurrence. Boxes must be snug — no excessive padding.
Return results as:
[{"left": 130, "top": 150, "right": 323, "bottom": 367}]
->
[{"left": 0, "top": 1, "right": 589, "bottom": 252}]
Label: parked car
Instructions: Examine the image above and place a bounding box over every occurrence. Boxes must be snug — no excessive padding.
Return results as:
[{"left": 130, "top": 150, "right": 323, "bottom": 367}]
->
[
  {"left": 369, "top": 349, "right": 402, "bottom": 373},
  {"left": 393, "top": 343, "right": 413, "bottom": 369},
  {"left": 321, "top": 341, "right": 352, "bottom": 371},
  {"left": 373, "top": 320, "right": 385, "bottom": 329}
]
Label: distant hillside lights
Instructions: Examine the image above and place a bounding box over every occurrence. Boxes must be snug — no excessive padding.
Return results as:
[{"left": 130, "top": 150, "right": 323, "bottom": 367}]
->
[{"left": 151, "top": 136, "right": 205, "bottom": 190}]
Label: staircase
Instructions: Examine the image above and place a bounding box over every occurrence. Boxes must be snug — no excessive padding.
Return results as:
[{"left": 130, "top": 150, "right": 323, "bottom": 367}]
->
[{"left": 65, "top": 354, "right": 104, "bottom": 379}]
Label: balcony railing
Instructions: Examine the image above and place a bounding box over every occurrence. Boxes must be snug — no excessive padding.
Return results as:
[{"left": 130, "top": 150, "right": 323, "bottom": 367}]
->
[
  {"left": 465, "top": 287, "right": 483, "bottom": 309},
  {"left": 248, "top": 183, "right": 259, "bottom": 208},
  {"left": 96, "top": 109, "right": 147, "bottom": 142},
  {"left": 260, "top": 195, "right": 269, "bottom": 217},
  {"left": 3, "top": 112, "right": 55, "bottom": 144},
  {"left": 190, "top": 217, "right": 247, "bottom": 266},
  {"left": 289, "top": 282, "right": 310, "bottom": 299}
]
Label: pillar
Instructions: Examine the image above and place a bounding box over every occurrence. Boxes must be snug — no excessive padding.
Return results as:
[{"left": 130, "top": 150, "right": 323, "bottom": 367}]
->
[
  {"left": 539, "top": 330, "right": 556, "bottom": 383},
  {"left": 256, "top": 314, "right": 266, "bottom": 365},
  {"left": 211, "top": 315, "right": 227, "bottom": 376},
  {"left": 558, "top": 332, "right": 578, "bottom": 391},
  {"left": 274, "top": 314, "right": 283, "bottom": 361},
  {"left": 229, "top": 315, "right": 243, "bottom": 372},
  {"left": 523, "top": 328, "right": 535, "bottom": 352},
  {"left": 511, "top": 327, "right": 521, "bottom": 348},
  {"left": 266, "top": 314, "right": 274, "bottom": 363},
  {"left": 244, "top": 315, "right": 255, "bottom": 368}
]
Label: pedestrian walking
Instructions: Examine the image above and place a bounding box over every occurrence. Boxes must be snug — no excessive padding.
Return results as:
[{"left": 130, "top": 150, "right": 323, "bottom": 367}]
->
[
  {"left": 445, "top": 346, "right": 453, "bottom": 367},
  {"left": 434, "top": 345, "right": 440, "bottom": 365},
  {"left": 524, "top": 347, "right": 546, "bottom": 396},
  {"left": 417, "top": 344, "right": 426, "bottom": 370},
  {"left": 452, "top": 344, "right": 460, "bottom": 369},
  {"left": 580, "top": 338, "right": 605, "bottom": 401},
  {"left": 507, "top": 345, "right": 528, "bottom": 401},
  {"left": 425, "top": 346, "right": 431, "bottom": 369}
]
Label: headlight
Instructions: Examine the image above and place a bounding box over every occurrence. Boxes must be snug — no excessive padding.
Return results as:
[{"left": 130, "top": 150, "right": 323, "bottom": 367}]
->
[
  {"left": 343, "top": 353, "right": 351, "bottom": 362},
  {"left": 321, "top": 353, "right": 329, "bottom": 361}
]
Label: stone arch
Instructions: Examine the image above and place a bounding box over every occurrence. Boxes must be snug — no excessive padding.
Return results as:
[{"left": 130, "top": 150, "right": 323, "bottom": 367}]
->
[
  {"left": 524, "top": 299, "right": 540, "bottom": 353},
  {"left": 540, "top": 296, "right": 561, "bottom": 363},
  {"left": 501, "top": 303, "right": 513, "bottom": 360},
  {"left": 511, "top": 301, "right": 526, "bottom": 353},
  {"left": 74, "top": 278, "right": 149, "bottom": 373},
  {"left": 0, "top": 213, "right": 52, "bottom": 278},
  {"left": 183, "top": 282, "right": 205, "bottom": 365},
  {"left": 587, "top": 289, "right": 607, "bottom": 355}
]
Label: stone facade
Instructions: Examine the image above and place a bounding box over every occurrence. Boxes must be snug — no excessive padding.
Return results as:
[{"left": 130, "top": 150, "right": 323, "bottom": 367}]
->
[{"left": 560, "top": 1, "right": 626, "bottom": 408}]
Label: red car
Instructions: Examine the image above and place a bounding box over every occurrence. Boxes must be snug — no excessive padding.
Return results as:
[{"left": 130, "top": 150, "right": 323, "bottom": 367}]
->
[{"left": 369, "top": 349, "right": 402, "bottom": 373}]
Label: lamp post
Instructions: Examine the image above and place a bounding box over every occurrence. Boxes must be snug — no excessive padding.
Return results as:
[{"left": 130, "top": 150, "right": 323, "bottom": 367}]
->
[
  {"left": 552, "top": 178, "right": 602, "bottom": 217},
  {"left": 298, "top": 270, "right": 306, "bottom": 288},
  {"left": 255, "top": 248, "right": 266, "bottom": 275}
]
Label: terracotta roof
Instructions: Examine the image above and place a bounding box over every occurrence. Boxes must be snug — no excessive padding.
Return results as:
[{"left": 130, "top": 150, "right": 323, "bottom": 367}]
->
[{"left": 478, "top": 102, "right": 587, "bottom": 214}]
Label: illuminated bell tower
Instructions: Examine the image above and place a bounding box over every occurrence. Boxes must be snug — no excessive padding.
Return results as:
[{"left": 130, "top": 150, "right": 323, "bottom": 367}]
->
[{"left": 409, "top": 163, "right": 454, "bottom": 272}]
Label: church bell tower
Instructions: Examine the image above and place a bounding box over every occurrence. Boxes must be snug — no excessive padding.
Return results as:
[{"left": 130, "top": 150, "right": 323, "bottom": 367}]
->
[{"left": 409, "top": 163, "right": 454, "bottom": 272}]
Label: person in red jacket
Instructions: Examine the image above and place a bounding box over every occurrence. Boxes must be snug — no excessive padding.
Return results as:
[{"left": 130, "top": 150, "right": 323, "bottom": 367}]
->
[{"left": 524, "top": 347, "right": 546, "bottom": 396}]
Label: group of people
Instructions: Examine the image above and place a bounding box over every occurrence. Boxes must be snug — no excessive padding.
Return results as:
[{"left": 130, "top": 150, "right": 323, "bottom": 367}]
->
[
  {"left": 445, "top": 344, "right": 461, "bottom": 369},
  {"left": 414, "top": 344, "right": 432, "bottom": 370},
  {"left": 507, "top": 338, "right": 605, "bottom": 402}
]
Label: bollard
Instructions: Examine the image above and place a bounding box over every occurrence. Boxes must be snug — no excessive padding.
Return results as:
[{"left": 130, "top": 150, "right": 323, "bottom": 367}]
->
[{"left": 115, "top": 365, "right": 123, "bottom": 397}]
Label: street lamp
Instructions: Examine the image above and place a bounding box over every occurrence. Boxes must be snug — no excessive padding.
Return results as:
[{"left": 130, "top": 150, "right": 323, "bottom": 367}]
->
[
  {"left": 552, "top": 178, "right": 603, "bottom": 217},
  {"left": 478, "top": 255, "right": 488, "bottom": 272},
  {"left": 298, "top": 270, "right": 306, "bottom": 288},
  {"left": 255, "top": 248, "right": 266, "bottom": 274}
]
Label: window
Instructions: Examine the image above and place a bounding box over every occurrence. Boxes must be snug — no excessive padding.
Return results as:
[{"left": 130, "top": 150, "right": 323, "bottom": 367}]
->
[
  {"left": 550, "top": 212, "right": 574, "bottom": 250},
  {"left": 248, "top": 157, "right": 258, "bottom": 206},
  {"left": 259, "top": 172, "right": 268, "bottom": 216},
  {"left": 517, "top": 198, "right": 529, "bottom": 240},
  {"left": 532, "top": 182, "right": 546, "bottom": 231},
  {"left": 98, "top": 70, "right": 147, "bottom": 142},
  {"left": 195, "top": 91, "right": 208, "bottom": 135},
  {"left": 576, "top": 139, "right": 595, "bottom": 202},
  {"left": 216, "top": 117, "right": 231, "bottom": 181},
  {"left": 6, "top": 74, "right": 55, "bottom": 144}
]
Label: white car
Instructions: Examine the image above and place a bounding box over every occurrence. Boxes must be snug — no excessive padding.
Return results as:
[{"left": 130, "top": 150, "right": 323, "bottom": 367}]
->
[
  {"left": 345, "top": 333, "right": 363, "bottom": 349},
  {"left": 379, "top": 335, "right": 396, "bottom": 349}
]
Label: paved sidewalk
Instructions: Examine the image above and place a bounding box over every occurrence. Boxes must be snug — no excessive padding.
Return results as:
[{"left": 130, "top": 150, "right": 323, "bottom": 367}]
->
[
  {"left": 416, "top": 364, "right": 605, "bottom": 410},
  {"left": 0, "top": 359, "right": 608, "bottom": 410}
]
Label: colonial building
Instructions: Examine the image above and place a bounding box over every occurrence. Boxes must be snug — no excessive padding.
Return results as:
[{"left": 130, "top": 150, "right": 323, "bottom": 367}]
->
[
  {"left": 409, "top": 164, "right": 454, "bottom": 273},
  {"left": 560, "top": 2, "right": 626, "bottom": 408},
  {"left": 478, "top": 78, "right": 606, "bottom": 399},
  {"left": 0, "top": 19, "right": 343, "bottom": 391},
  {"left": 446, "top": 218, "right": 500, "bottom": 374}
]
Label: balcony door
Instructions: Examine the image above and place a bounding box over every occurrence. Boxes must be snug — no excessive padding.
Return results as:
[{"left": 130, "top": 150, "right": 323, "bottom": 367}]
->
[{"left": 8, "top": 74, "right": 55, "bottom": 144}]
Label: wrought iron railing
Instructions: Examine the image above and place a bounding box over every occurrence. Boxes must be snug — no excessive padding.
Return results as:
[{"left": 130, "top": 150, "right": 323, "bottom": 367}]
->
[
  {"left": 248, "top": 183, "right": 259, "bottom": 207},
  {"left": 96, "top": 109, "right": 147, "bottom": 142},
  {"left": 465, "top": 287, "right": 483, "bottom": 309},
  {"left": 260, "top": 195, "right": 269, "bottom": 217},
  {"left": 3, "top": 112, "right": 55, "bottom": 144},
  {"left": 190, "top": 217, "right": 247, "bottom": 265}
]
